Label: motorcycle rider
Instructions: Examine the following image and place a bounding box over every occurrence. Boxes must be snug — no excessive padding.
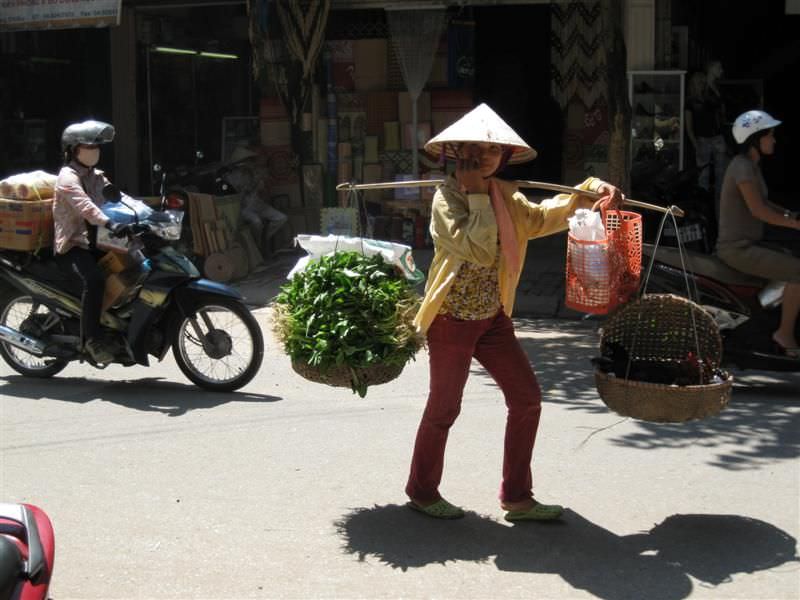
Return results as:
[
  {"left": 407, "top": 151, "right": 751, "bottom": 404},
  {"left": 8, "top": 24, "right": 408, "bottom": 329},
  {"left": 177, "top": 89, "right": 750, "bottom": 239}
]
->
[
  {"left": 715, "top": 110, "right": 800, "bottom": 358},
  {"left": 54, "top": 119, "right": 128, "bottom": 364}
]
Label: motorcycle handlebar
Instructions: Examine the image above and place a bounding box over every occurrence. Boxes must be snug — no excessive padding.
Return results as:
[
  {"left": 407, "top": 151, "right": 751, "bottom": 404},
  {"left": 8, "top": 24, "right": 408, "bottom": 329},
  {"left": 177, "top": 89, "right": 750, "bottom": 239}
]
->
[{"left": 112, "top": 223, "right": 150, "bottom": 238}]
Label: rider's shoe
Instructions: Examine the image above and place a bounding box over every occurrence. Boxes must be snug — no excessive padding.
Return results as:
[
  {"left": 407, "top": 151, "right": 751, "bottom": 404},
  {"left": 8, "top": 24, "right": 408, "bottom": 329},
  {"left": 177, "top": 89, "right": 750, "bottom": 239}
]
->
[{"left": 84, "top": 338, "right": 114, "bottom": 364}]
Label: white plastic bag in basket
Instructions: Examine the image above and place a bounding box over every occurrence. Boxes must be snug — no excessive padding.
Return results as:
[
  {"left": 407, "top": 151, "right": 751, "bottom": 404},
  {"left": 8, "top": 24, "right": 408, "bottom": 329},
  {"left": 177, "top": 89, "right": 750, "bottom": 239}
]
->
[
  {"left": 569, "top": 209, "right": 609, "bottom": 286},
  {"left": 288, "top": 234, "right": 425, "bottom": 284}
]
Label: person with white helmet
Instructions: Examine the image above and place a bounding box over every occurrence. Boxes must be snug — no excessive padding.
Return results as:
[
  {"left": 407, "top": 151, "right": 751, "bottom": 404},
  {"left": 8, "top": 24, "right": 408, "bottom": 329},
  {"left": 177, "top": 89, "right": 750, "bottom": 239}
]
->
[
  {"left": 404, "top": 103, "right": 624, "bottom": 521},
  {"left": 716, "top": 109, "right": 800, "bottom": 358},
  {"left": 54, "top": 119, "right": 129, "bottom": 364}
]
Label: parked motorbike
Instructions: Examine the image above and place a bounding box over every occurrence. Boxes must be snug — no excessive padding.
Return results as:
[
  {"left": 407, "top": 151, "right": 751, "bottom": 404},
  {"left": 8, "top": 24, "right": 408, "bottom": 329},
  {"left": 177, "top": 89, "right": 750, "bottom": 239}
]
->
[
  {"left": 631, "top": 151, "right": 717, "bottom": 253},
  {"left": 0, "top": 186, "right": 264, "bottom": 392},
  {"left": 150, "top": 151, "right": 234, "bottom": 257},
  {"left": 0, "top": 502, "right": 54, "bottom": 600},
  {"left": 642, "top": 241, "right": 800, "bottom": 373}
]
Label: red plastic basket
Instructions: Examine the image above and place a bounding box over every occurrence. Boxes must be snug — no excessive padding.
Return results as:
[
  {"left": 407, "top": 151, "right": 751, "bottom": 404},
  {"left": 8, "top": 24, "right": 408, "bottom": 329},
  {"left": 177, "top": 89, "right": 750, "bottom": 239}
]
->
[{"left": 565, "top": 208, "right": 642, "bottom": 314}]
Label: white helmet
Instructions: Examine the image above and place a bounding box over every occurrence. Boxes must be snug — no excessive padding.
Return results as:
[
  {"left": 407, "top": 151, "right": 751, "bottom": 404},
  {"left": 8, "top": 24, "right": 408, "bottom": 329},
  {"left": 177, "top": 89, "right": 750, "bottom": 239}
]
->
[{"left": 732, "top": 110, "right": 781, "bottom": 144}]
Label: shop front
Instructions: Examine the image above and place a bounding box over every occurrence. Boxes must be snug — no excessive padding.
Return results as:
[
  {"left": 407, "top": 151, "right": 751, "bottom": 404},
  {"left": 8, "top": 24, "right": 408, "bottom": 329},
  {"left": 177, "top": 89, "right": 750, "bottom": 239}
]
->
[
  {"left": 11, "top": 1, "right": 796, "bottom": 273},
  {"left": 121, "top": 1, "right": 582, "bottom": 254},
  {"left": 0, "top": 0, "right": 633, "bottom": 274}
]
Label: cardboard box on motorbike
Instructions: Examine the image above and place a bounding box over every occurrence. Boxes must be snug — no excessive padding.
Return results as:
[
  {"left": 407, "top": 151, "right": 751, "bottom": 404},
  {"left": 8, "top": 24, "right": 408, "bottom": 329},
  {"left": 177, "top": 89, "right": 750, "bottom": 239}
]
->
[
  {"left": 102, "top": 269, "right": 144, "bottom": 312},
  {"left": 96, "top": 230, "right": 145, "bottom": 311},
  {"left": 98, "top": 250, "right": 136, "bottom": 275},
  {"left": 0, "top": 197, "right": 54, "bottom": 251}
]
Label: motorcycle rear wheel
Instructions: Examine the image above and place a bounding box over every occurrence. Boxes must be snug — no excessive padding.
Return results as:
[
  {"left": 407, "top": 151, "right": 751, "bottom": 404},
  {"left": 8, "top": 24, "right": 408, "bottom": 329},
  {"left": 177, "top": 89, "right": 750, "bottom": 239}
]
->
[
  {"left": 0, "top": 291, "right": 68, "bottom": 378},
  {"left": 172, "top": 296, "right": 263, "bottom": 392}
]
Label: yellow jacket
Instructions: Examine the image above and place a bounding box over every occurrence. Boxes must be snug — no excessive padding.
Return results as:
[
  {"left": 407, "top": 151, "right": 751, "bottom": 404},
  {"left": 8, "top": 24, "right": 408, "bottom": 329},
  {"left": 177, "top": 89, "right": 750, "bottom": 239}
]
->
[{"left": 413, "top": 175, "right": 605, "bottom": 334}]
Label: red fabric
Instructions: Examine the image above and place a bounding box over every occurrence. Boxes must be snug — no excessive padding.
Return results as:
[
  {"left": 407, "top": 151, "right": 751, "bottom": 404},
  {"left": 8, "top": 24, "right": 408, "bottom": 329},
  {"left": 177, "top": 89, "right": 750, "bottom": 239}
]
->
[
  {"left": 489, "top": 179, "right": 520, "bottom": 275},
  {"left": 405, "top": 311, "right": 542, "bottom": 504}
]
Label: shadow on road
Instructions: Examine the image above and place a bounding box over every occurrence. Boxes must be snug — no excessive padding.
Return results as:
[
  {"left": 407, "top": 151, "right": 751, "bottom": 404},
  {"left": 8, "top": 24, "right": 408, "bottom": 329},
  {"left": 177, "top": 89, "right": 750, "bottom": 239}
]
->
[
  {"left": 468, "top": 319, "right": 800, "bottom": 470},
  {"left": 336, "top": 505, "right": 799, "bottom": 599},
  {"left": 0, "top": 375, "right": 281, "bottom": 417}
]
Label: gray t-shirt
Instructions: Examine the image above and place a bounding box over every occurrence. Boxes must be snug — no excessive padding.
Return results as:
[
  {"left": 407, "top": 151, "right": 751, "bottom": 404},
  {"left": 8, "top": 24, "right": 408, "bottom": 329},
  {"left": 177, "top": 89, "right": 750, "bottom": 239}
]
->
[{"left": 716, "top": 155, "right": 768, "bottom": 245}]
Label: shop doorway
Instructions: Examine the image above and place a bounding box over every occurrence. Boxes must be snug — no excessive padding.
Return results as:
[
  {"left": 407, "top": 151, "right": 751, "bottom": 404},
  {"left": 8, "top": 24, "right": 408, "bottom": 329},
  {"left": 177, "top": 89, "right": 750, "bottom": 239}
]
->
[
  {"left": 138, "top": 5, "right": 255, "bottom": 193},
  {"left": 690, "top": 0, "right": 799, "bottom": 208},
  {"left": 0, "top": 28, "right": 112, "bottom": 176},
  {"left": 473, "top": 5, "right": 561, "bottom": 183}
]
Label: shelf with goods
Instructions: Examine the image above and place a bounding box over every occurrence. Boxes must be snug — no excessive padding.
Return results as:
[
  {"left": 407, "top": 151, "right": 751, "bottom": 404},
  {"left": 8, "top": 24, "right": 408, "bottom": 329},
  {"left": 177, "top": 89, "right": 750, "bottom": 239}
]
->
[
  {"left": 255, "top": 12, "right": 477, "bottom": 250},
  {"left": 628, "top": 70, "right": 685, "bottom": 171},
  {"left": 318, "top": 36, "right": 474, "bottom": 249}
]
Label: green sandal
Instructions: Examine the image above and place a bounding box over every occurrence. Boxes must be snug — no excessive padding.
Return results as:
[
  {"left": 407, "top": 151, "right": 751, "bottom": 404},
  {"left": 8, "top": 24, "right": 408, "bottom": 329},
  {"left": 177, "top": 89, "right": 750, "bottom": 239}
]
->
[
  {"left": 504, "top": 501, "right": 564, "bottom": 522},
  {"left": 407, "top": 498, "right": 465, "bottom": 520}
]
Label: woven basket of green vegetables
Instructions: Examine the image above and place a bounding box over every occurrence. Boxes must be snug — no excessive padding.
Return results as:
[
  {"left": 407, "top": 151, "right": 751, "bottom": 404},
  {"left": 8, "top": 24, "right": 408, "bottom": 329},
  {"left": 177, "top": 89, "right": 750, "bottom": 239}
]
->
[{"left": 272, "top": 251, "right": 423, "bottom": 397}]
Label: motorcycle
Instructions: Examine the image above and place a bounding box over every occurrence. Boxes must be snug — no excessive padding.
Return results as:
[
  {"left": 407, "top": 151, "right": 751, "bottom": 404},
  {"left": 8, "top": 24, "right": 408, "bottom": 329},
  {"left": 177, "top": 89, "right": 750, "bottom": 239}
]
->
[
  {"left": 631, "top": 149, "right": 717, "bottom": 254},
  {"left": 151, "top": 156, "right": 233, "bottom": 258},
  {"left": 0, "top": 502, "right": 55, "bottom": 600},
  {"left": 0, "top": 186, "right": 264, "bottom": 392},
  {"left": 642, "top": 240, "right": 800, "bottom": 373}
]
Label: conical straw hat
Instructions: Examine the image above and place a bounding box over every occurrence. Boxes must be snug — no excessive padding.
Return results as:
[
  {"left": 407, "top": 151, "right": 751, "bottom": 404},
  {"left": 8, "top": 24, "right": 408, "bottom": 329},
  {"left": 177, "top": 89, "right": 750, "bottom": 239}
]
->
[{"left": 424, "top": 103, "right": 537, "bottom": 164}]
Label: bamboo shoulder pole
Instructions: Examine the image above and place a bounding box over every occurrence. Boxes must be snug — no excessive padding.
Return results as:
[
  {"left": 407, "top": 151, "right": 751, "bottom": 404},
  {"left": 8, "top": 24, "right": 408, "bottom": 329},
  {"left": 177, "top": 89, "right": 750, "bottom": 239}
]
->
[{"left": 335, "top": 179, "right": 684, "bottom": 217}]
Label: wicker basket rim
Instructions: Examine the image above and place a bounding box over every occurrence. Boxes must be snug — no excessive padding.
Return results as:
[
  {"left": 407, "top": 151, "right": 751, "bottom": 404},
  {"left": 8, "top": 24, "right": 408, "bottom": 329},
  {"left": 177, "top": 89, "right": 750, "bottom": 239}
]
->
[
  {"left": 594, "top": 368, "right": 733, "bottom": 389},
  {"left": 606, "top": 292, "right": 714, "bottom": 315}
]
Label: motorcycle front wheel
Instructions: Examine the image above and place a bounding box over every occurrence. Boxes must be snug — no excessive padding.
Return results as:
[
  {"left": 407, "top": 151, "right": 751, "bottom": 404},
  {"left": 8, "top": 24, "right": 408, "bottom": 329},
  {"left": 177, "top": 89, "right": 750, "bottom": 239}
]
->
[
  {"left": 172, "top": 296, "right": 263, "bottom": 392},
  {"left": 0, "top": 291, "right": 69, "bottom": 378}
]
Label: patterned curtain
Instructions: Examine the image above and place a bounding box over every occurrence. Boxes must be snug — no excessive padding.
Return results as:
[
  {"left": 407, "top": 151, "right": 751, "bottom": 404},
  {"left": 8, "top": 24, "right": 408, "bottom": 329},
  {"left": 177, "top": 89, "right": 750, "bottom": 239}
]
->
[
  {"left": 550, "top": 1, "right": 606, "bottom": 110},
  {"left": 248, "top": 0, "right": 330, "bottom": 130}
]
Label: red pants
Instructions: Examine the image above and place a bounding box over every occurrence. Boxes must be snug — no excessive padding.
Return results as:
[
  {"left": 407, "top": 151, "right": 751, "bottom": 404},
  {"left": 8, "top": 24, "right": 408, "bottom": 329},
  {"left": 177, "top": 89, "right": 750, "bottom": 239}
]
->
[{"left": 405, "top": 311, "right": 542, "bottom": 504}]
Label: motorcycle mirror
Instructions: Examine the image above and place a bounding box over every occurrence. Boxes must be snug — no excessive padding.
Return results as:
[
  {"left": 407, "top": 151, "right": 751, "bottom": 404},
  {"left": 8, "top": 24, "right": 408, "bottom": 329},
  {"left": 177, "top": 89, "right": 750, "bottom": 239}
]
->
[{"left": 102, "top": 183, "right": 122, "bottom": 202}]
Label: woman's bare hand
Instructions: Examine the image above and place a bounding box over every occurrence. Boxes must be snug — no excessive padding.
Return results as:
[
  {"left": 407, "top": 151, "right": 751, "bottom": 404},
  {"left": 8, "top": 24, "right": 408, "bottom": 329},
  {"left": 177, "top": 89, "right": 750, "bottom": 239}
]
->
[
  {"left": 456, "top": 144, "right": 489, "bottom": 194},
  {"left": 596, "top": 181, "right": 625, "bottom": 211}
]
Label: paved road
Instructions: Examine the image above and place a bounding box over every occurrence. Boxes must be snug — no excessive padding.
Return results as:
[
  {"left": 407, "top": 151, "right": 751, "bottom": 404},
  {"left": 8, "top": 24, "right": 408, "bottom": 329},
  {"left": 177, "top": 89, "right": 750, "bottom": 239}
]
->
[{"left": 2, "top": 314, "right": 798, "bottom": 599}]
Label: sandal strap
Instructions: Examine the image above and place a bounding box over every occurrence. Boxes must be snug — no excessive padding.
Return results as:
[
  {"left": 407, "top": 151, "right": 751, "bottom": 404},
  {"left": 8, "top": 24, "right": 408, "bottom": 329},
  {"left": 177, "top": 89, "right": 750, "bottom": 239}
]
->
[
  {"left": 505, "top": 501, "right": 564, "bottom": 522},
  {"left": 408, "top": 498, "right": 465, "bottom": 519}
]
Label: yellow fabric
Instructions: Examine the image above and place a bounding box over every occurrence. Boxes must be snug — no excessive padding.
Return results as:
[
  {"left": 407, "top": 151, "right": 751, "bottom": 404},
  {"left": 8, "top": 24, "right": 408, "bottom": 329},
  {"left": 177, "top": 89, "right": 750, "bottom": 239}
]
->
[{"left": 413, "top": 175, "right": 603, "bottom": 334}]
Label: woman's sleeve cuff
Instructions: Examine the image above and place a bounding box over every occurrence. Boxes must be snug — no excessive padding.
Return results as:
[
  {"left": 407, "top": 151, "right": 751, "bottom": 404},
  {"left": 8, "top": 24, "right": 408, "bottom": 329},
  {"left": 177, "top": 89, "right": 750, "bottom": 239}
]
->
[{"left": 587, "top": 177, "right": 604, "bottom": 193}]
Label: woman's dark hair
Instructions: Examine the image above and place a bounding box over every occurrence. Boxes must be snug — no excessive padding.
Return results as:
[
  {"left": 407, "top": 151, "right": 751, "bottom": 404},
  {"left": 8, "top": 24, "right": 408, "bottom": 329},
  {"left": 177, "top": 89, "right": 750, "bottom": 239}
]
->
[
  {"left": 492, "top": 147, "right": 514, "bottom": 176},
  {"left": 739, "top": 128, "right": 772, "bottom": 155},
  {"left": 63, "top": 146, "right": 76, "bottom": 165}
]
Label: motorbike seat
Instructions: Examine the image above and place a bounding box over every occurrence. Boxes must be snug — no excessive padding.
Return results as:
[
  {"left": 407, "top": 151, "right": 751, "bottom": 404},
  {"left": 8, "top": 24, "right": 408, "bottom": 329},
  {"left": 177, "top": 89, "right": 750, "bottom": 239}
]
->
[
  {"left": 23, "top": 254, "right": 83, "bottom": 297},
  {"left": 642, "top": 243, "right": 767, "bottom": 287}
]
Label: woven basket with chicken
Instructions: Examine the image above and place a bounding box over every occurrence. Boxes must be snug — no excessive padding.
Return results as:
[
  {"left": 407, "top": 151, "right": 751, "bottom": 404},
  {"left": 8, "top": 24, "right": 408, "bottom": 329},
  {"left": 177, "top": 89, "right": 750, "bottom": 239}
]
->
[{"left": 592, "top": 293, "right": 732, "bottom": 423}]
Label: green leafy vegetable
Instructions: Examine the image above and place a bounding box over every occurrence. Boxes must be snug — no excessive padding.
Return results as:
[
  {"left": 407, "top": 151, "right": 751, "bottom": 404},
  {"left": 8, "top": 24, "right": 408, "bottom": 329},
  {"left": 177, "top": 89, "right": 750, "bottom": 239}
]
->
[{"left": 272, "top": 252, "right": 423, "bottom": 396}]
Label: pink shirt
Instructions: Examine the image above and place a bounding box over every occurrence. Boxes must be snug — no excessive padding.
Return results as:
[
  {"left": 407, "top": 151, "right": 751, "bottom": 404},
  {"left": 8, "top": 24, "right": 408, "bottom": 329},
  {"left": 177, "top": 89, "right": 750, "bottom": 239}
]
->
[{"left": 53, "top": 162, "right": 111, "bottom": 254}]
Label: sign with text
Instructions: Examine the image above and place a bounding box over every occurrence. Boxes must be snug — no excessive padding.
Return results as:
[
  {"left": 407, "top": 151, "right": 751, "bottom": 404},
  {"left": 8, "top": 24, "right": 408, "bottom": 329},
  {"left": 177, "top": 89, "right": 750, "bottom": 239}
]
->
[{"left": 0, "top": 0, "right": 122, "bottom": 31}]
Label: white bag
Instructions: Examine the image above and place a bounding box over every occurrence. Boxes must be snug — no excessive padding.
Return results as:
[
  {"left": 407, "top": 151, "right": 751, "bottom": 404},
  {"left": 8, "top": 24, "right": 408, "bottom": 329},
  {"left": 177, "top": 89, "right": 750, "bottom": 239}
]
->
[
  {"left": 0, "top": 170, "right": 57, "bottom": 200},
  {"left": 568, "top": 209, "right": 609, "bottom": 286},
  {"left": 288, "top": 234, "right": 424, "bottom": 284}
]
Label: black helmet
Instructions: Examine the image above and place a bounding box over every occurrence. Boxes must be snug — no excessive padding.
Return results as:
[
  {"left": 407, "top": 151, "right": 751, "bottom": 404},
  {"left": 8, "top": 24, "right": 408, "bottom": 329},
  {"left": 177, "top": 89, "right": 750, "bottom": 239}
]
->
[{"left": 61, "top": 120, "right": 115, "bottom": 155}]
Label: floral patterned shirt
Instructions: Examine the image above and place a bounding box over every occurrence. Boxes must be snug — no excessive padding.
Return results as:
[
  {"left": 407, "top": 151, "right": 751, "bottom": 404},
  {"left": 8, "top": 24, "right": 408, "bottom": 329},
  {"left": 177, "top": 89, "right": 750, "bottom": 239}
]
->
[{"left": 439, "top": 240, "right": 502, "bottom": 320}]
